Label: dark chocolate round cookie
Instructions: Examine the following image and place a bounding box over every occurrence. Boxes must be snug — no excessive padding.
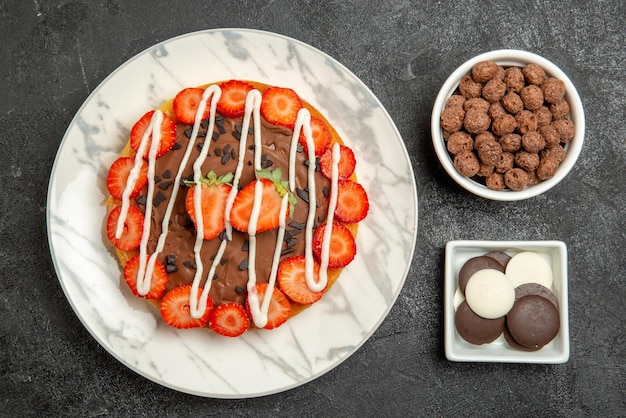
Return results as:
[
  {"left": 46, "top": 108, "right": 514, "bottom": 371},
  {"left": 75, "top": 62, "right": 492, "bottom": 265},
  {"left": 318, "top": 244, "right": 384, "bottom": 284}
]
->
[
  {"left": 507, "top": 295, "right": 560, "bottom": 349},
  {"left": 503, "top": 320, "right": 542, "bottom": 351},
  {"left": 515, "top": 283, "right": 559, "bottom": 310},
  {"left": 455, "top": 301, "right": 505, "bottom": 345},
  {"left": 484, "top": 251, "right": 512, "bottom": 268},
  {"left": 458, "top": 256, "right": 505, "bottom": 294}
]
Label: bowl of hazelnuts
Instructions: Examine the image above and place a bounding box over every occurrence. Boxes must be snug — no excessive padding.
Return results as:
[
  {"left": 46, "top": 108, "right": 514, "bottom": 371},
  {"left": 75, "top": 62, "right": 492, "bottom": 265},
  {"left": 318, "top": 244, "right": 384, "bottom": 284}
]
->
[{"left": 431, "top": 49, "right": 584, "bottom": 201}]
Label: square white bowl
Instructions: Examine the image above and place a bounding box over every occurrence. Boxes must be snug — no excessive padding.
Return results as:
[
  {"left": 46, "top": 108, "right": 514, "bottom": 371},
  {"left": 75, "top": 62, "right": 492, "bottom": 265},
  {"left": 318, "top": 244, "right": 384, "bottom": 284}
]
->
[{"left": 444, "top": 240, "right": 569, "bottom": 363}]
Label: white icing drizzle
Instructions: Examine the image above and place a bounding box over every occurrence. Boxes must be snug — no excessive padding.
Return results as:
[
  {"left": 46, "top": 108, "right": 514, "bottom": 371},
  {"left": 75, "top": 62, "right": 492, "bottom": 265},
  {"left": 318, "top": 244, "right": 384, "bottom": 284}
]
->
[
  {"left": 188, "top": 85, "right": 222, "bottom": 318},
  {"left": 289, "top": 109, "right": 322, "bottom": 291},
  {"left": 225, "top": 89, "right": 262, "bottom": 240},
  {"left": 317, "top": 143, "right": 342, "bottom": 286},
  {"left": 117, "top": 82, "right": 346, "bottom": 328}
]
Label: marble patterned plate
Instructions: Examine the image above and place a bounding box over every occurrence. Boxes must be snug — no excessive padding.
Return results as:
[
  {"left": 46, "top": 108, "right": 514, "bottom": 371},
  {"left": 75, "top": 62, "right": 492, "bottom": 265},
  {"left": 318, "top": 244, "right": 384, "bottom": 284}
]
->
[{"left": 47, "top": 29, "right": 417, "bottom": 398}]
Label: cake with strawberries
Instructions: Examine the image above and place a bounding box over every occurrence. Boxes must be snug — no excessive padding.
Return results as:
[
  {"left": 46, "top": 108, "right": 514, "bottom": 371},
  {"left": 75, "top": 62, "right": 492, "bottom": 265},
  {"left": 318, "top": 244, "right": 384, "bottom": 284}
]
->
[{"left": 105, "top": 80, "right": 369, "bottom": 336}]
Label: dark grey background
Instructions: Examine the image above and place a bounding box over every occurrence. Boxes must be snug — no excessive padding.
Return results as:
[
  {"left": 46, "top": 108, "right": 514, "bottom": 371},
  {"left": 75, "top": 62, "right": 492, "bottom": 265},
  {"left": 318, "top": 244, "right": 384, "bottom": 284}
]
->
[{"left": 1, "top": 1, "right": 624, "bottom": 416}]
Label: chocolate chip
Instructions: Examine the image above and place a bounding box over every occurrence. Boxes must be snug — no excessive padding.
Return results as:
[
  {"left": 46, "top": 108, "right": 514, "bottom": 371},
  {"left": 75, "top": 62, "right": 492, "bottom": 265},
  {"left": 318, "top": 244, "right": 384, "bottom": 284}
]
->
[
  {"left": 212, "top": 131, "right": 220, "bottom": 141},
  {"left": 297, "top": 144, "right": 304, "bottom": 153},
  {"left": 183, "top": 261, "right": 196, "bottom": 269},
  {"left": 318, "top": 216, "right": 326, "bottom": 223},
  {"left": 162, "top": 169, "right": 171, "bottom": 179},
  {"left": 281, "top": 248, "right": 295, "bottom": 256},
  {"left": 323, "top": 186, "right": 330, "bottom": 198},
  {"left": 233, "top": 131, "right": 241, "bottom": 141},
  {"left": 196, "top": 142, "right": 205, "bottom": 152},
  {"left": 235, "top": 124, "right": 242, "bottom": 134},
  {"left": 221, "top": 151, "right": 230, "bottom": 165},
  {"left": 238, "top": 258, "right": 248, "bottom": 270},
  {"left": 288, "top": 221, "right": 306, "bottom": 230},
  {"left": 287, "top": 238, "right": 297, "bottom": 247},
  {"left": 165, "top": 254, "right": 176, "bottom": 265},
  {"left": 217, "top": 123, "right": 226, "bottom": 135},
  {"left": 154, "top": 176, "right": 161, "bottom": 183},
  {"left": 201, "top": 118, "right": 209, "bottom": 129},
  {"left": 165, "top": 265, "right": 178, "bottom": 273},
  {"left": 235, "top": 286, "right": 245, "bottom": 295},
  {"left": 231, "top": 149, "right": 236, "bottom": 159},
  {"left": 296, "top": 188, "right": 310, "bottom": 204},
  {"left": 242, "top": 240, "right": 249, "bottom": 251},
  {"left": 158, "top": 181, "right": 173, "bottom": 190},
  {"left": 136, "top": 195, "right": 146, "bottom": 206},
  {"left": 214, "top": 148, "right": 222, "bottom": 156},
  {"left": 184, "top": 127, "right": 192, "bottom": 138},
  {"left": 153, "top": 191, "right": 166, "bottom": 207},
  {"left": 171, "top": 143, "right": 182, "bottom": 151}
]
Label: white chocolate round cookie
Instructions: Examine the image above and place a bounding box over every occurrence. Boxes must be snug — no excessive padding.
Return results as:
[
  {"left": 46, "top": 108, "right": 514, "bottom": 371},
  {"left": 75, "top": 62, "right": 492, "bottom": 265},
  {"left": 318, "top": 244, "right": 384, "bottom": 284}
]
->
[
  {"left": 464, "top": 269, "right": 515, "bottom": 319},
  {"left": 505, "top": 251, "right": 553, "bottom": 289}
]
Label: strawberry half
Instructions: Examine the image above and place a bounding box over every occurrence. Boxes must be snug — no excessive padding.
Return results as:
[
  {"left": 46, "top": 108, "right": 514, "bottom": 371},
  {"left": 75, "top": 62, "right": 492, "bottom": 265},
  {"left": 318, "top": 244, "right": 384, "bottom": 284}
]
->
[
  {"left": 260, "top": 86, "right": 303, "bottom": 130},
  {"left": 106, "top": 157, "right": 148, "bottom": 201},
  {"left": 173, "top": 87, "right": 210, "bottom": 124},
  {"left": 209, "top": 302, "right": 251, "bottom": 337},
  {"left": 160, "top": 284, "right": 213, "bottom": 329},
  {"left": 246, "top": 283, "right": 291, "bottom": 330},
  {"left": 106, "top": 205, "right": 144, "bottom": 251},
  {"left": 129, "top": 110, "right": 177, "bottom": 159},
  {"left": 217, "top": 80, "right": 254, "bottom": 118},
  {"left": 229, "top": 169, "right": 296, "bottom": 234},
  {"left": 299, "top": 116, "right": 331, "bottom": 156},
  {"left": 123, "top": 254, "right": 168, "bottom": 300},
  {"left": 185, "top": 171, "right": 233, "bottom": 240},
  {"left": 312, "top": 222, "right": 356, "bottom": 268},
  {"left": 277, "top": 256, "right": 325, "bottom": 304},
  {"left": 334, "top": 180, "right": 369, "bottom": 224},
  {"left": 319, "top": 144, "right": 356, "bottom": 180}
]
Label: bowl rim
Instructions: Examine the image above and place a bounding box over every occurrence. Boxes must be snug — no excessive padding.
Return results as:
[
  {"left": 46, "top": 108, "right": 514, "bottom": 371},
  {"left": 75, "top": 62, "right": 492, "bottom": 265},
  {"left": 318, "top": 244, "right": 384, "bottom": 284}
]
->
[{"left": 431, "top": 49, "right": 585, "bottom": 201}]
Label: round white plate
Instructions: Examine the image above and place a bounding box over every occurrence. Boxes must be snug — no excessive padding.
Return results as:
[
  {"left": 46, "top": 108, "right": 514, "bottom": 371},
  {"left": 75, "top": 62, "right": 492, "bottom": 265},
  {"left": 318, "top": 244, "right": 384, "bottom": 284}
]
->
[{"left": 47, "top": 29, "right": 418, "bottom": 398}]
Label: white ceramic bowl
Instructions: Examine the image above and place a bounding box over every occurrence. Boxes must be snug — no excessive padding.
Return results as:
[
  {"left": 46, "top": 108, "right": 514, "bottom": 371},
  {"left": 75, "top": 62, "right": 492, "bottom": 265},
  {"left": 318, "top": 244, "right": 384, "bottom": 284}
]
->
[
  {"left": 431, "top": 49, "right": 585, "bottom": 201},
  {"left": 444, "top": 240, "right": 570, "bottom": 363}
]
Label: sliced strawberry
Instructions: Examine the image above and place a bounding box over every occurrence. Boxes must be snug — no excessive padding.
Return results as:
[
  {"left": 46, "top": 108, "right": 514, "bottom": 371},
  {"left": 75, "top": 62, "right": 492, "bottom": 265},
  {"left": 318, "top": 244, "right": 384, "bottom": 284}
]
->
[
  {"left": 334, "top": 180, "right": 369, "bottom": 224},
  {"left": 277, "top": 256, "right": 325, "bottom": 304},
  {"left": 230, "top": 169, "right": 295, "bottom": 233},
  {"left": 185, "top": 171, "right": 233, "bottom": 240},
  {"left": 217, "top": 80, "right": 254, "bottom": 118},
  {"left": 160, "top": 284, "right": 213, "bottom": 329},
  {"left": 209, "top": 302, "right": 250, "bottom": 337},
  {"left": 246, "top": 283, "right": 291, "bottom": 330},
  {"left": 129, "top": 110, "right": 177, "bottom": 159},
  {"left": 260, "top": 86, "right": 303, "bottom": 130},
  {"left": 106, "top": 205, "right": 144, "bottom": 251},
  {"left": 123, "top": 254, "right": 168, "bottom": 300},
  {"left": 173, "top": 87, "right": 210, "bottom": 124},
  {"left": 312, "top": 222, "right": 356, "bottom": 268},
  {"left": 106, "top": 157, "right": 148, "bottom": 201},
  {"left": 299, "top": 116, "right": 331, "bottom": 156},
  {"left": 319, "top": 144, "right": 356, "bottom": 180}
]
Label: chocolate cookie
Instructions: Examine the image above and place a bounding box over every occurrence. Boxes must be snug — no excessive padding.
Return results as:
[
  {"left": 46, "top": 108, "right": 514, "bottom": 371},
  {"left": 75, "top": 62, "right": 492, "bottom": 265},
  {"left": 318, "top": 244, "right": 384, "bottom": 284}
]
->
[
  {"left": 515, "top": 283, "right": 559, "bottom": 310},
  {"left": 484, "top": 251, "right": 512, "bottom": 268},
  {"left": 455, "top": 301, "right": 505, "bottom": 345},
  {"left": 507, "top": 295, "right": 560, "bottom": 349},
  {"left": 458, "top": 255, "right": 505, "bottom": 294}
]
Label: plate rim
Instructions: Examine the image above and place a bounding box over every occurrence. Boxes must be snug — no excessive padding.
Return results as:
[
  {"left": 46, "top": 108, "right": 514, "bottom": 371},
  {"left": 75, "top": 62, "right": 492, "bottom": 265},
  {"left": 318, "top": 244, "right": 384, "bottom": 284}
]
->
[{"left": 46, "top": 28, "right": 419, "bottom": 398}]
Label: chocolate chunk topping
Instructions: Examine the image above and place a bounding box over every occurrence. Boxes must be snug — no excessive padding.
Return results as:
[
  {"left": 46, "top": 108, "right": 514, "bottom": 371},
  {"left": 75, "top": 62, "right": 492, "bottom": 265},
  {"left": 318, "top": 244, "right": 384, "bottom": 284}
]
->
[
  {"left": 281, "top": 248, "right": 295, "bottom": 256},
  {"left": 242, "top": 240, "right": 249, "bottom": 252},
  {"left": 171, "top": 143, "right": 182, "bottom": 151},
  {"left": 136, "top": 195, "right": 146, "bottom": 206},
  {"left": 296, "top": 187, "right": 309, "bottom": 204},
  {"left": 214, "top": 148, "right": 222, "bottom": 156},
  {"left": 235, "top": 286, "right": 245, "bottom": 295},
  {"left": 183, "top": 261, "right": 196, "bottom": 270},
  {"left": 153, "top": 191, "right": 166, "bottom": 207},
  {"left": 166, "top": 264, "right": 178, "bottom": 273},
  {"left": 165, "top": 254, "right": 176, "bottom": 265},
  {"left": 212, "top": 131, "right": 220, "bottom": 141},
  {"left": 288, "top": 221, "right": 306, "bottom": 230},
  {"left": 162, "top": 169, "right": 171, "bottom": 179},
  {"left": 158, "top": 181, "right": 173, "bottom": 190},
  {"left": 323, "top": 186, "right": 330, "bottom": 198},
  {"left": 238, "top": 258, "right": 248, "bottom": 271}
]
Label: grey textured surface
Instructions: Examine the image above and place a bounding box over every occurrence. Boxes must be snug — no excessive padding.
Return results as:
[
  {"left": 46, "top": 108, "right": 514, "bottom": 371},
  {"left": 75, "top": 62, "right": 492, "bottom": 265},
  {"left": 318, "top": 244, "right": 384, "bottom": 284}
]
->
[{"left": 1, "top": 0, "right": 624, "bottom": 416}]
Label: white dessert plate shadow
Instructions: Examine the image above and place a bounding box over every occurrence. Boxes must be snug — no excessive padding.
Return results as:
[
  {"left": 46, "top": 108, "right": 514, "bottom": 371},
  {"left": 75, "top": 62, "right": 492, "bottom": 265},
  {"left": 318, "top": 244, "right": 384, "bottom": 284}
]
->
[{"left": 46, "top": 29, "right": 418, "bottom": 398}]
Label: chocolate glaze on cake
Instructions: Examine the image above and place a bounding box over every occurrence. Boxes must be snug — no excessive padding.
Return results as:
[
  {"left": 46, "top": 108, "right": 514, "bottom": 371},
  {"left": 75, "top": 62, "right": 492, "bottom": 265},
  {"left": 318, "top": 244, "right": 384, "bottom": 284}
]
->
[{"left": 137, "top": 114, "right": 331, "bottom": 307}]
